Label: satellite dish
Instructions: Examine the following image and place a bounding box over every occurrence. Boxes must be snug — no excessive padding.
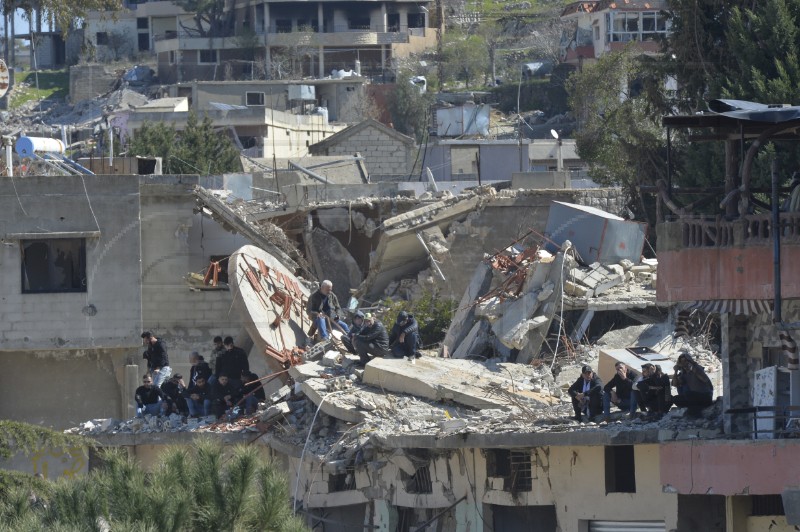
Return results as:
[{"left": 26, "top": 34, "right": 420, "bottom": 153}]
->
[
  {"left": 0, "top": 60, "right": 9, "bottom": 99},
  {"left": 550, "top": 129, "right": 559, "bottom": 139}
]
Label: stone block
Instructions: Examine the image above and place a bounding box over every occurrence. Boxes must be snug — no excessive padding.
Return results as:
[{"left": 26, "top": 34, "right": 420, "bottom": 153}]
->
[
  {"left": 321, "top": 350, "right": 341, "bottom": 367},
  {"left": 269, "top": 385, "right": 292, "bottom": 403},
  {"left": 261, "top": 402, "right": 291, "bottom": 422},
  {"left": 593, "top": 273, "right": 624, "bottom": 296}
]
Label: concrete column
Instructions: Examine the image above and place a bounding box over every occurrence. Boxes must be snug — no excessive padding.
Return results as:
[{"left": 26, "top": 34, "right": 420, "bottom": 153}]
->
[
  {"left": 318, "top": 45, "right": 324, "bottom": 78},
  {"left": 726, "top": 496, "right": 750, "bottom": 532},
  {"left": 264, "top": 2, "right": 270, "bottom": 32},
  {"left": 380, "top": 44, "right": 386, "bottom": 73},
  {"left": 399, "top": 7, "right": 408, "bottom": 31},
  {"left": 124, "top": 364, "right": 140, "bottom": 419},
  {"left": 722, "top": 313, "right": 752, "bottom": 435},
  {"left": 380, "top": 3, "right": 388, "bottom": 32},
  {"left": 318, "top": 2, "right": 324, "bottom": 32},
  {"left": 372, "top": 500, "right": 396, "bottom": 531}
]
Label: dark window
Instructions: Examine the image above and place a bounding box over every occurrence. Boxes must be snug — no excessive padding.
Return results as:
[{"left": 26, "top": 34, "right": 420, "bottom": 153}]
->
[
  {"left": 246, "top": 92, "right": 265, "bottom": 106},
  {"left": 387, "top": 13, "right": 400, "bottom": 31},
  {"left": 138, "top": 33, "right": 150, "bottom": 51},
  {"left": 605, "top": 445, "right": 636, "bottom": 493},
  {"left": 208, "top": 255, "right": 229, "bottom": 284},
  {"left": 348, "top": 17, "right": 371, "bottom": 30},
  {"left": 752, "top": 495, "right": 785, "bottom": 516},
  {"left": 198, "top": 49, "right": 218, "bottom": 63},
  {"left": 137, "top": 17, "right": 149, "bottom": 29},
  {"left": 407, "top": 13, "right": 425, "bottom": 28},
  {"left": 275, "top": 19, "right": 292, "bottom": 33},
  {"left": 486, "top": 449, "right": 533, "bottom": 492},
  {"left": 404, "top": 465, "right": 432, "bottom": 494},
  {"left": 96, "top": 32, "right": 109, "bottom": 45},
  {"left": 328, "top": 468, "right": 356, "bottom": 492},
  {"left": 21, "top": 238, "right": 87, "bottom": 293}
]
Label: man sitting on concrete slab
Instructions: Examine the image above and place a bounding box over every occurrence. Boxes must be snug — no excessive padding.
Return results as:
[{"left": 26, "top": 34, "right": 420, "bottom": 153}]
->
[
  {"left": 161, "top": 373, "right": 188, "bottom": 416},
  {"left": 603, "top": 362, "right": 638, "bottom": 418},
  {"left": 307, "top": 280, "right": 349, "bottom": 341},
  {"left": 671, "top": 353, "right": 713, "bottom": 414},
  {"left": 389, "top": 311, "right": 421, "bottom": 359},
  {"left": 186, "top": 375, "right": 212, "bottom": 417},
  {"left": 241, "top": 369, "right": 267, "bottom": 415},
  {"left": 354, "top": 313, "right": 390, "bottom": 366},
  {"left": 211, "top": 373, "right": 243, "bottom": 419},
  {"left": 568, "top": 365, "right": 603, "bottom": 422},
  {"left": 189, "top": 351, "right": 212, "bottom": 386},
  {"left": 135, "top": 374, "right": 166, "bottom": 418},
  {"left": 342, "top": 310, "right": 365, "bottom": 354},
  {"left": 637, "top": 363, "right": 672, "bottom": 419}
]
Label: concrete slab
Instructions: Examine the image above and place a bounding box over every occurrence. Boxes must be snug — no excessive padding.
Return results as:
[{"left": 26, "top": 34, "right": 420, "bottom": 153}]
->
[
  {"left": 308, "top": 227, "right": 362, "bottom": 303},
  {"left": 452, "top": 320, "right": 490, "bottom": 359},
  {"left": 289, "top": 361, "right": 326, "bottom": 383},
  {"left": 362, "top": 358, "right": 548, "bottom": 410}
]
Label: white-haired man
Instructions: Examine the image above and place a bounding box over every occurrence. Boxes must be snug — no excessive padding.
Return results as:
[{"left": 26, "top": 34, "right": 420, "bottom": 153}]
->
[{"left": 306, "top": 279, "right": 349, "bottom": 341}]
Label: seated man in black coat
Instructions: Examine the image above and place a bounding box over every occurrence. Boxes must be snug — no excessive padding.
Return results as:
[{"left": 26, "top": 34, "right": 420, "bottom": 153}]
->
[
  {"left": 603, "top": 362, "right": 638, "bottom": 417},
  {"left": 241, "top": 369, "right": 267, "bottom": 415},
  {"left": 389, "top": 311, "right": 421, "bottom": 359},
  {"left": 353, "top": 313, "right": 390, "bottom": 366},
  {"left": 637, "top": 363, "right": 673, "bottom": 418},
  {"left": 568, "top": 365, "right": 603, "bottom": 422},
  {"left": 160, "top": 373, "right": 188, "bottom": 416},
  {"left": 210, "top": 374, "right": 243, "bottom": 419}
]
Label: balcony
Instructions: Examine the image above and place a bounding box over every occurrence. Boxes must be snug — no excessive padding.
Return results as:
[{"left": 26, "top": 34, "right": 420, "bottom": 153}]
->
[
  {"left": 154, "top": 28, "right": 421, "bottom": 54},
  {"left": 656, "top": 213, "right": 800, "bottom": 302}
]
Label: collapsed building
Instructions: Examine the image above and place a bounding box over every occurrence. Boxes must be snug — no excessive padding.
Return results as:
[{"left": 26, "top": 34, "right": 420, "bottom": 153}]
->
[{"left": 5, "top": 99, "right": 800, "bottom": 531}]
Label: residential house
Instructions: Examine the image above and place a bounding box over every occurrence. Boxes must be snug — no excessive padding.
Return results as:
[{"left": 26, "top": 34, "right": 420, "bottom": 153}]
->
[
  {"left": 560, "top": 0, "right": 670, "bottom": 67},
  {"left": 84, "top": 0, "right": 438, "bottom": 82},
  {"left": 309, "top": 119, "right": 417, "bottom": 178}
]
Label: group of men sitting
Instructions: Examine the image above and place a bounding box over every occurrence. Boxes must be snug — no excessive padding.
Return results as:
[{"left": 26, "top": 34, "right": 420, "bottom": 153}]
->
[
  {"left": 307, "top": 280, "right": 421, "bottom": 366},
  {"left": 136, "top": 332, "right": 265, "bottom": 419},
  {"left": 568, "top": 353, "right": 714, "bottom": 422}
]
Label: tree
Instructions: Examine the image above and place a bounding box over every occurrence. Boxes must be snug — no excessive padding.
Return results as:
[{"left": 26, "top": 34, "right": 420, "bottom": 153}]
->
[
  {"left": 2, "top": 0, "right": 122, "bottom": 36},
  {"left": 442, "top": 30, "right": 489, "bottom": 88},
  {"left": 173, "top": 0, "right": 235, "bottom": 37},
  {"left": 0, "top": 439, "right": 308, "bottom": 531},
  {"left": 389, "top": 70, "right": 433, "bottom": 142},
  {"left": 569, "top": 48, "right": 668, "bottom": 191},
  {"left": 128, "top": 112, "right": 242, "bottom": 175}
]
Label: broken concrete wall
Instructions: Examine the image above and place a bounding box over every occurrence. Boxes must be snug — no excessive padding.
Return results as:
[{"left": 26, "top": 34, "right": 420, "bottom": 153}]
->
[
  {"left": 307, "top": 227, "right": 362, "bottom": 304},
  {"left": 69, "top": 64, "right": 118, "bottom": 103}
]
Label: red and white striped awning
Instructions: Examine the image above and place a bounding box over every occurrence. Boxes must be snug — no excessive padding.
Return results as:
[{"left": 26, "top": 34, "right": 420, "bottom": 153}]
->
[{"left": 684, "top": 299, "right": 773, "bottom": 316}]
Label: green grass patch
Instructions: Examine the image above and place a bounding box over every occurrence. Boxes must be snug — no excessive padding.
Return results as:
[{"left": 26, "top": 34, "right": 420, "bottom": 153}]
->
[{"left": 9, "top": 69, "right": 69, "bottom": 109}]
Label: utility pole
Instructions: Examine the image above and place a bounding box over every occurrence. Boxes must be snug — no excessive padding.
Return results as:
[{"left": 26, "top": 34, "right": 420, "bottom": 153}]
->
[{"left": 436, "top": 0, "right": 443, "bottom": 88}]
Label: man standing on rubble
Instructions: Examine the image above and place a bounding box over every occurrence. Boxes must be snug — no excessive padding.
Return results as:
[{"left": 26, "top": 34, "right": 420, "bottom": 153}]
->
[
  {"left": 568, "top": 365, "right": 603, "bottom": 422},
  {"left": 307, "top": 280, "right": 349, "bottom": 341},
  {"left": 215, "top": 336, "right": 249, "bottom": 388},
  {"left": 354, "top": 313, "right": 390, "bottom": 366},
  {"left": 141, "top": 331, "right": 172, "bottom": 387},
  {"left": 672, "top": 353, "right": 714, "bottom": 413},
  {"left": 389, "top": 311, "right": 421, "bottom": 359},
  {"left": 209, "top": 336, "right": 225, "bottom": 374},
  {"left": 602, "top": 362, "right": 637, "bottom": 418}
]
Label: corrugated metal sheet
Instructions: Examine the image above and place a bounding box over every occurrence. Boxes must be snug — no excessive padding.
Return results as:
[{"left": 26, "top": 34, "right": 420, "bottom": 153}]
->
[
  {"left": 589, "top": 521, "right": 665, "bottom": 532},
  {"left": 685, "top": 299, "right": 772, "bottom": 316}
]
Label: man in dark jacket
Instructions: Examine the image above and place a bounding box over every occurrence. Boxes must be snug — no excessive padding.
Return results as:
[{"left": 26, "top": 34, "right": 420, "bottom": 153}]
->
[
  {"left": 161, "top": 373, "right": 188, "bottom": 415},
  {"left": 568, "top": 365, "right": 603, "bottom": 421},
  {"left": 141, "top": 331, "right": 171, "bottom": 387},
  {"left": 189, "top": 351, "right": 212, "bottom": 386},
  {"left": 603, "top": 362, "right": 638, "bottom": 416},
  {"left": 637, "top": 363, "right": 672, "bottom": 417},
  {"left": 672, "top": 352, "right": 714, "bottom": 412},
  {"left": 241, "top": 369, "right": 267, "bottom": 414},
  {"left": 389, "top": 311, "right": 421, "bottom": 359},
  {"left": 215, "top": 336, "right": 249, "bottom": 388},
  {"left": 210, "top": 374, "right": 243, "bottom": 419},
  {"left": 186, "top": 375, "right": 212, "bottom": 417},
  {"left": 354, "top": 313, "right": 390, "bottom": 365},
  {"left": 306, "top": 280, "right": 349, "bottom": 341},
  {"left": 135, "top": 374, "right": 166, "bottom": 417},
  {"left": 342, "top": 310, "right": 365, "bottom": 354}
]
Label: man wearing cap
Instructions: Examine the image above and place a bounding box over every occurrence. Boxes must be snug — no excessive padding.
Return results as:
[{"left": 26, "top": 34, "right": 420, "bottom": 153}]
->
[
  {"left": 342, "top": 310, "right": 365, "bottom": 354},
  {"left": 353, "top": 313, "right": 390, "bottom": 366},
  {"left": 389, "top": 311, "right": 421, "bottom": 359},
  {"left": 141, "top": 331, "right": 172, "bottom": 387},
  {"left": 307, "top": 280, "right": 349, "bottom": 341},
  {"left": 568, "top": 365, "right": 603, "bottom": 422}
]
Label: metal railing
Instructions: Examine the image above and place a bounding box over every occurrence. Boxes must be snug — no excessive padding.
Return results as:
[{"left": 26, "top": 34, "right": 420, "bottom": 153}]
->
[
  {"left": 673, "top": 212, "right": 800, "bottom": 249},
  {"left": 725, "top": 406, "right": 800, "bottom": 439}
]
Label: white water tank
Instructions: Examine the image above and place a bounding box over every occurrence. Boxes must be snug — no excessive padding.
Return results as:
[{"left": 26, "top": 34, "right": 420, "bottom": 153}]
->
[{"left": 16, "top": 136, "right": 65, "bottom": 157}]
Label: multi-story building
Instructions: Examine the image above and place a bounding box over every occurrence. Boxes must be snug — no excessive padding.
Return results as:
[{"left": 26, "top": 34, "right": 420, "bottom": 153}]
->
[
  {"left": 560, "top": 0, "right": 670, "bottom": 67},
  {"left": 84, "top": 0, "right": 439, "bottom": 82}
]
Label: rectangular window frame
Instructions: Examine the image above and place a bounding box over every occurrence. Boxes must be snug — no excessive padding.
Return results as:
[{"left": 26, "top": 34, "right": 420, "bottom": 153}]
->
[
  {"left": 198, "top": 49, "right": 218, "bottom": 64},
  {"left": 96, "top": 31, "right": 109, "bottom": 45},
  {"left": 20, "top": 237, "right": 88, "bottom": 294},
  {"left": 245, "top": 91, "right": 265, "bottom": 106}
]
